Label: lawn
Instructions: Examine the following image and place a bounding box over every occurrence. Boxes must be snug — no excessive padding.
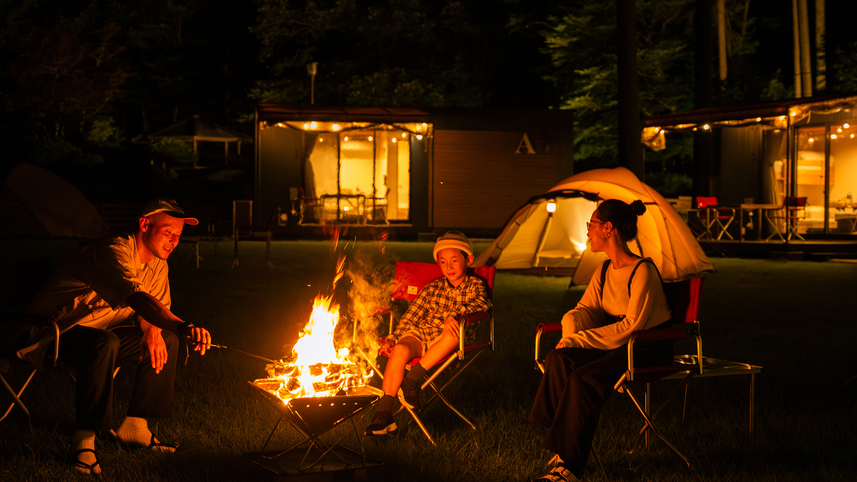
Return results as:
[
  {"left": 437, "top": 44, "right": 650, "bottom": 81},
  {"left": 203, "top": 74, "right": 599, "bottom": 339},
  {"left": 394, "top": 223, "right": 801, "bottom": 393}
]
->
[{"left": 1, "top": 239, "right": 856, "bottom": 481}]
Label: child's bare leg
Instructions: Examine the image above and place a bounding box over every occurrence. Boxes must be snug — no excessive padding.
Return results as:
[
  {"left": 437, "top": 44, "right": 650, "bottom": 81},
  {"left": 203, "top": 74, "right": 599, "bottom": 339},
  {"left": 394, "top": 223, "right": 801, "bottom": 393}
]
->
[
  {"left": 415, "top": 332, "right": 459, "bottom": 370},
  {"left": 381, "top": 336, "right": 421, "bottom": 396}
]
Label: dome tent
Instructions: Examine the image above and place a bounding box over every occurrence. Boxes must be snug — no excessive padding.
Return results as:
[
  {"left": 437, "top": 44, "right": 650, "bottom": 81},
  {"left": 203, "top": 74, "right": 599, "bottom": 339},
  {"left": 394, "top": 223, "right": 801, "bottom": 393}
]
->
[{"left": 472, "top": 167, "right": 713, "bottom": 285}]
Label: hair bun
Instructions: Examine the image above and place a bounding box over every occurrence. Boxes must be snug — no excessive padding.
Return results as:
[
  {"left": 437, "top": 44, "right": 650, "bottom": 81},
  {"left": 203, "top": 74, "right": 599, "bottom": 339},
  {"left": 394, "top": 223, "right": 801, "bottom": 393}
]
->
[{"left": 630, "top": 200, "right": 646, "bottom": 216}]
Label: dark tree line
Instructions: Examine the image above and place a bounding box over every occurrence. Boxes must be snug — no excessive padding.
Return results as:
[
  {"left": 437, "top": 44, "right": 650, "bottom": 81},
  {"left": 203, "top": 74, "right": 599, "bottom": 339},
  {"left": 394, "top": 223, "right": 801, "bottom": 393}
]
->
[{"left": 2, "top": 0, "right": 856, "bottom": 190}]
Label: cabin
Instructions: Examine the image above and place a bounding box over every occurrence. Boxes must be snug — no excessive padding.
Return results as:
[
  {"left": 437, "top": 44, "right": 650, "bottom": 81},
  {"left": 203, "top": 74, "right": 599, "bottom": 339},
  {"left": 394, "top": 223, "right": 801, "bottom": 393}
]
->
[
  {"left": 254, "top": 104, "right": 574, "bottom": 236},
  {"left": 642, "top": 94, "right": 857, "bottom": 258}
]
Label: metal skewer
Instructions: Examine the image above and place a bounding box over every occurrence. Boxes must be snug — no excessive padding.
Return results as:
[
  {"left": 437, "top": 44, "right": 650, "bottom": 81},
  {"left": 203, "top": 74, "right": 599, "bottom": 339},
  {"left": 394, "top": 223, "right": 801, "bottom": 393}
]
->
[{"left": 191, "top": 341, "right": 279, "bottom": 364}]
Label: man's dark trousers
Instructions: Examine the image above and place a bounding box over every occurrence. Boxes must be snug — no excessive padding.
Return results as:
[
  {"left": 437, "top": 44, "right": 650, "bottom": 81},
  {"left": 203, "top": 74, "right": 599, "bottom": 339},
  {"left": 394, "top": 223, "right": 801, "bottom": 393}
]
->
[{"left": 59, "top": 325, "right": 178, "bottom": 434}]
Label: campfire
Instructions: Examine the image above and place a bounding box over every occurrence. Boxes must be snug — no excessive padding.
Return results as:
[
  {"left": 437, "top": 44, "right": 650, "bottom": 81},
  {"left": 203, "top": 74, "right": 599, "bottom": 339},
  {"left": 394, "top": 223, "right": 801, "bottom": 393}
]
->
[{"left": 253, "top": 294, "right": 374, "bottom": 402}]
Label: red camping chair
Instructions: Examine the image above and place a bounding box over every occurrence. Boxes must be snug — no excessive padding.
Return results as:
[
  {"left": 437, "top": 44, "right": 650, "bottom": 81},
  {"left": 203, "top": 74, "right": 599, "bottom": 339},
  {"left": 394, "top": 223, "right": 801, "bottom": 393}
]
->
[
  {"left": 534, "top": 277, "right": 704, "bottom": 470},
  {"left": 691, "top": 197, "right": 736, "bottom": 241},
  {"left": 361, "top": 261, "right": 494, "bottom": 446}
]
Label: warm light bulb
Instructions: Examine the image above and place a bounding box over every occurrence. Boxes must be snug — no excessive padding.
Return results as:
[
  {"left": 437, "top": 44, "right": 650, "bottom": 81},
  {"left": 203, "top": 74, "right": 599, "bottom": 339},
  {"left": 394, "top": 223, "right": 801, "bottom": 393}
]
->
[
  {"left": 332, "top": 124, "right": 340, "bottom": 131},
  {"left": 838, "top": 128, "right": 843, "bottom": 133},
  {"left": 416, "top": 135, "right": 423, "bottom": 140},
  {"left": 756, "top": 117, "right": 761, "bottom": 122},
  {"left": 319, "top": 138, "right": 323, "bottom": 142},
  {"left": 310, "top": 122, "right": 317, "bottom": 129},
  {"left": 402, "top": 133, "right": 407, "bottom": 138},
  {"left": 703, "top": 124, "right": 710, "bottom": 130},
  {"left": 368, "top": 136, "right": 373, "bottom": 141},
  {"left": 344, "top": 136, "right": 349, "bottom": 141},
  {"left": 809, "top": 138, "right": 814, "bottom": 143},
  {"left": 851, "top": 134, "right": 855, "bottom": 138},
  {"left": 392, "top": 138, "right": 397, "bottom": 143},
  {"left": 790, "top": 111, "right": 796, "bottom": 116},
  {"left": 831, "top": 134, "right": 837, "bottom": 139},
  {"left": 844, "top": 123, "right": 850, "bottom": 129},
  {"left": 546, "top": 202, "right": 556, "bottom": 213},
  {"left": 416, "top": 125, "right": 421, "bottom": 131},
  {"left": 303, "top": 123, "right": 309, "bottom": 129}
]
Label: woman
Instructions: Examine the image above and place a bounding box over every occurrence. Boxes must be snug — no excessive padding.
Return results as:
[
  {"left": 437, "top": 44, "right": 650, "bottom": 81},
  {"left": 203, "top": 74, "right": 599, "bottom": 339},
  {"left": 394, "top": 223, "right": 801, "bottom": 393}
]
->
[{"left": 529, "top": 199, "right": 673, "bottom": 482}]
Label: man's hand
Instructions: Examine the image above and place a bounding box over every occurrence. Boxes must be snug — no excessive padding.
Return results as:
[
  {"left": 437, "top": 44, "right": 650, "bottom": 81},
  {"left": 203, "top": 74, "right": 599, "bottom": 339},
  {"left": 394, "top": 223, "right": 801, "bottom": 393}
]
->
[
  {"left": 140, "top": 323, "right": 167, "bottom": 374},
  {"left": 443, "top": 316, "right": 461, "bottom": 339},
  {"left": 182, "top": 325, "right": 211, "bottom": 355}
]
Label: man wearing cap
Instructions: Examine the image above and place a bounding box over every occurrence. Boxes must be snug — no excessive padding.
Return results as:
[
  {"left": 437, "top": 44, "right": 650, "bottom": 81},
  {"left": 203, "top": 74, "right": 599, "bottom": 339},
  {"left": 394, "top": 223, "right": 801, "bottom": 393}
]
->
[
  {"left": 22, "top": 198, "right": 211, "bottom": 476},
  {"left": 363, "top": 231, "right": 491, "bottom": 436}
]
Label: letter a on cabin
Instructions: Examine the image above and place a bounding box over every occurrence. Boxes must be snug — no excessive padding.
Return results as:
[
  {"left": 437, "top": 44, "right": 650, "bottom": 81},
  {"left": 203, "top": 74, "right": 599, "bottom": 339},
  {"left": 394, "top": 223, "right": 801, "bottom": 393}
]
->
[{"left": 516, "top": 133, "right": 535, "bottom": 154}]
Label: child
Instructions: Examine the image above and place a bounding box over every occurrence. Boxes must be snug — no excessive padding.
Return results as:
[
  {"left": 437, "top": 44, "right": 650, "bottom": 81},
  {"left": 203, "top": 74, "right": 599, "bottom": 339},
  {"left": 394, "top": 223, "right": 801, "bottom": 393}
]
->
[{"left": 364, "top": 231, "right": 492, "bottom": 436}]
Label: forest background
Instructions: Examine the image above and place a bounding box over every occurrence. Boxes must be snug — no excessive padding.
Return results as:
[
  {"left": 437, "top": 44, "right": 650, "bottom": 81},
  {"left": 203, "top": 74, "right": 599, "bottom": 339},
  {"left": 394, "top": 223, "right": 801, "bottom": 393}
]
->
[{"left": 2, "top": 0, "right": 855, "bottom": 204}]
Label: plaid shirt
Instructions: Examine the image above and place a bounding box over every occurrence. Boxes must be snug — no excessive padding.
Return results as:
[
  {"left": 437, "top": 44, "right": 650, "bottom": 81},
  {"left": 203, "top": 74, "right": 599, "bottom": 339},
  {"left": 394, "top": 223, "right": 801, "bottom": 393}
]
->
[{"left": 390, "top": 275, "right": 491, "bottom": 345}]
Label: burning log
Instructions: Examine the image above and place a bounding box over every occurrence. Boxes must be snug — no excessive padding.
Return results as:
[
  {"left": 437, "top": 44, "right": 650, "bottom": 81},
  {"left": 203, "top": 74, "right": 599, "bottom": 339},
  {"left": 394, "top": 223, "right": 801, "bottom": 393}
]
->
[{"left": 254, "top": 294, "right": 374, "bottom": 402}]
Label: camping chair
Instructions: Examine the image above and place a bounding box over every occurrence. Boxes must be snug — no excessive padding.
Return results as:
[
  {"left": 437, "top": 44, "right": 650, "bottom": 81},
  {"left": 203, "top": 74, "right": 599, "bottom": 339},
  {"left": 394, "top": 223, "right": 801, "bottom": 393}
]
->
[
  {"left": 360, "top": 261, "right": 495, "bottom": 446},
  {"left": 0, "top": 258, "right": 58, "bottom": 432},
  {"left": 690, "top": 197, "right": 736, "bottom": 241},
  {"left": 534, "top": 276, "right": 705, "bottom": 470},
  {"left": 764, "top": 196, "right": 807, "bottom": 241}
]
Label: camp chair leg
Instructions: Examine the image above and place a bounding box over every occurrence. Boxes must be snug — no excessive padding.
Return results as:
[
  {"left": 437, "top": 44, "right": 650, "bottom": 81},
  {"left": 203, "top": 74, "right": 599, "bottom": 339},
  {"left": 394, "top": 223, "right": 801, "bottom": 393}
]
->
[
  {"left": 630, "top": 371, "right": 696, "bottom": 455},
  {"left": 623, "top": 384, "right": 692, "bottom": 470},
  {"left": 0, "top": 369, "right": 36, "bottom": 432},
  {"left": 402, "top": 404, "right": 437, "bottom": 446},
  {"left": 420, "top": 348, "right": 486, "bottom": 413},
  {"left": 426, "top": 379, "right": 476, "bottom": 430}
]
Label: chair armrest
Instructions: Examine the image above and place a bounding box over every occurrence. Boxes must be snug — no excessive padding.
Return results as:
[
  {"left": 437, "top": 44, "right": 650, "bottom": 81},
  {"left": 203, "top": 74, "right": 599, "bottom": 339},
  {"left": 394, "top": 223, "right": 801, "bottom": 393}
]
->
[
  {"left": 631, "top": 327, "right": 688, "bottom": 343},
  {"left": 534, "top": 323, "right": 562, "bottom": 373},
  {"left": 459, "top": 311, "right": 490, "bottom": 324},
  {"left": 627, "top": 322, "right": 702, "bottom": 381},
  {"left": 457, "top": 310, "right": 493, "bottom": 360},
  {"left": 0, "top": 313, "right": 61, "bottom": 368}
]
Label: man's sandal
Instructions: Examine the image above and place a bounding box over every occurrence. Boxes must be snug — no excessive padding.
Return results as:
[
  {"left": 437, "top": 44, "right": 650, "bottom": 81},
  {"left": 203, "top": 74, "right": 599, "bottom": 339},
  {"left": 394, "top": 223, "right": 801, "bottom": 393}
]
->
[
  {"left": 146, "top": 433, "right": 178, "bottom": 452},
  {"left": 69, "top": 448, "right": 101, "bottom": 476}
]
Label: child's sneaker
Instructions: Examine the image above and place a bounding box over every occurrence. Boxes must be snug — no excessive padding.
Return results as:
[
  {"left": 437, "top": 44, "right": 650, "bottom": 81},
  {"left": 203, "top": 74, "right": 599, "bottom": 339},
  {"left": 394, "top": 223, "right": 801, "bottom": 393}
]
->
[{"left": 364, "top": 411, "right": 397, "bottom": 436}]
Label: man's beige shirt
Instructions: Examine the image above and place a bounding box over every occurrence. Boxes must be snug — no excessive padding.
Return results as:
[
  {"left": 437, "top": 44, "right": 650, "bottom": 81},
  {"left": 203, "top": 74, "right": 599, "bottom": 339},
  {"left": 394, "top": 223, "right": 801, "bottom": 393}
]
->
[{"left": 20, "top": 233, "right": 170, "bottom": 366}]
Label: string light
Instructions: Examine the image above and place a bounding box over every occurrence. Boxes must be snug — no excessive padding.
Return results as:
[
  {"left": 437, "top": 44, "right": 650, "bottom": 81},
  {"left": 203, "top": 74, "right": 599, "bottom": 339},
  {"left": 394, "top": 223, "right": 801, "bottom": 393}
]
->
[
  {"left": 416, "top": 135, "right": 423, "bottom": 140},
  {"left": 368, "top": 136, "right": 373, "bottom": 141},
  {"left": 402, "top": 133, "right": 407, "bottom": 138},
  {"left": 344, "top": 136, "right": 349, "bottom": 141},
  {"left": 303, "top": 123, "right": 309, "bottom": 129},
  {"left": 831, "top": 134, "right": 838, "bottom": 139},
  {"left": 703, "top": 124, "right": 710, "bottom": 130},
  {"left": 332, "top": 124, "right": 340, "bottom": 131},
  {"left": 310, "top": 122, "right": 317, "bottom": 129},
  {"left": 844, "top": 123, "right": 850, "bottom": 129},
  {"left": 392, "top": 138, "right": 397, "bottom": 143}
]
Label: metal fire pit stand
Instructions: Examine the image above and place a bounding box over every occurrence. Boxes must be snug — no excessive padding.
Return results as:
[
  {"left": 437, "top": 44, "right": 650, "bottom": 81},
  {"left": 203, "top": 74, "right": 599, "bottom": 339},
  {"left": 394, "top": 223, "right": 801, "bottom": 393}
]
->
[{"left": 244, "top": 381, "right": 381, "bottom": 476}]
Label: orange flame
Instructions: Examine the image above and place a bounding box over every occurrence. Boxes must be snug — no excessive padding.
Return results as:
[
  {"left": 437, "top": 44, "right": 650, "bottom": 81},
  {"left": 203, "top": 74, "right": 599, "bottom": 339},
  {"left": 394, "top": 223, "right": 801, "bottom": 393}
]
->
[{"left": 256, "top": 294, "right": 372, "bottom": 401}]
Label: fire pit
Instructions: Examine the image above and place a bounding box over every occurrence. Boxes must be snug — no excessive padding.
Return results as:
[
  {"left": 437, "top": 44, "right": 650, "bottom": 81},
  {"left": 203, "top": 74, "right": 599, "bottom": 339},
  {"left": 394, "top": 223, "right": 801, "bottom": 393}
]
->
[
  {"left": 244, "top": 382, "right": 380, "bottom": 475},
  {"left": 242, "top": 293, "right": 383, "bottom": 476}
]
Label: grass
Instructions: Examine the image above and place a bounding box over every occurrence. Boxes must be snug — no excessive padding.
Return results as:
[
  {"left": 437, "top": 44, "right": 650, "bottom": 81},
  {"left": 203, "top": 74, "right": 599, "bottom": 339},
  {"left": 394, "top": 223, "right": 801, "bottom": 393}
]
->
[{"left": 1, "top": 239, "right": 856, "bottom": 481}]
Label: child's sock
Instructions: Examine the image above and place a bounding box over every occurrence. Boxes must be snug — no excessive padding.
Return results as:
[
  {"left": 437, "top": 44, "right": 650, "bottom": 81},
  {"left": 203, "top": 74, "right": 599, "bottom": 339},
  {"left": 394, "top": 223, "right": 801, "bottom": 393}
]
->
[
  {"left": 401, "top": 362, "right": 427, "bottom": 388},
  {"left": 377, "top": 394, "right": 395, "bottom": 412}
]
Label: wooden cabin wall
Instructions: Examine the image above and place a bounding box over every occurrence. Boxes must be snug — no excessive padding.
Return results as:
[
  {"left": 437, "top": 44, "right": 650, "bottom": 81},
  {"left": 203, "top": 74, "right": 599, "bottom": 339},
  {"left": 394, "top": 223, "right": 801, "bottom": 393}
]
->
[{"left": 432, "top": 130, "right": 557, "bottom": 229}]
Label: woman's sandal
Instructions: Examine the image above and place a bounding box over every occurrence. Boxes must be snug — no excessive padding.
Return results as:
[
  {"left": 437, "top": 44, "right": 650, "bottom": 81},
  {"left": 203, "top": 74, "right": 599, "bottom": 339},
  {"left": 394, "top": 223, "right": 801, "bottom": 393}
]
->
[{"left": 69, "top": 448, "right": 101, "bottom": 476}]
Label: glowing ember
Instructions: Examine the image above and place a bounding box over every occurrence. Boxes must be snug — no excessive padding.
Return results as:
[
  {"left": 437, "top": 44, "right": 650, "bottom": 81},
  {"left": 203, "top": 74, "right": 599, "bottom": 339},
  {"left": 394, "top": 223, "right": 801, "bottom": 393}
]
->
[{"left": 255, "top": 294, "right": 373, "bottom": 402}]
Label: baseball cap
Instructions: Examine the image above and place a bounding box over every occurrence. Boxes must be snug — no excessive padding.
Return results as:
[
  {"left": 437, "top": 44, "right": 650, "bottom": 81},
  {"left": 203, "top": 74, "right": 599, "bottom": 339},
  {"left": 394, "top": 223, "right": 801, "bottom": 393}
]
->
[
  {"left": 432, "top": 230, "right": 472, "bottom": 261},
  {"left": 137, "top": 198, "right": 199, "bottom": 225}
]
